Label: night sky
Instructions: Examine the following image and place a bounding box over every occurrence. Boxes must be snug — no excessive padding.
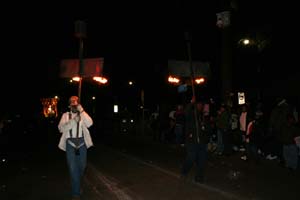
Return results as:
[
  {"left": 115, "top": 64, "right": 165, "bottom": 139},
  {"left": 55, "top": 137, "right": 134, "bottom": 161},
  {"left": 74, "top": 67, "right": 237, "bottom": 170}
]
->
[{"left": 1, "top": 1, "right": 297, "bottom": 114}]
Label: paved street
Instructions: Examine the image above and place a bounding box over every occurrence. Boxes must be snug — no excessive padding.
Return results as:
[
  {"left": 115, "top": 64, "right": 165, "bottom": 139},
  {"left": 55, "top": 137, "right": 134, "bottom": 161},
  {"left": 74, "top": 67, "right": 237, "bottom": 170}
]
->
[
  {"left": 96, "top": 133, "right": 300, "bottom": 200},
  {"left": 0, "top": 136, "right": 240, "bottom": 200},
  {"left": 1, "top": 120, "right": 300, "bottom": 200}
]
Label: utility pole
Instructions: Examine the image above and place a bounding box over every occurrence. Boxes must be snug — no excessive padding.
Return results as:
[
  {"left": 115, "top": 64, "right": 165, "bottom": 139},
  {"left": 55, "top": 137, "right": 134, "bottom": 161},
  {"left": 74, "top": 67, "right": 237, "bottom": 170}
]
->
[
  {"left": 74, "top": 20, "right": 86, "bottom": 102},
  {"left": 185, "top": 31, "right": 200, "bottom": 143},
  {"left": 216, "top": 1, "right": 233, "bottom": 106}
]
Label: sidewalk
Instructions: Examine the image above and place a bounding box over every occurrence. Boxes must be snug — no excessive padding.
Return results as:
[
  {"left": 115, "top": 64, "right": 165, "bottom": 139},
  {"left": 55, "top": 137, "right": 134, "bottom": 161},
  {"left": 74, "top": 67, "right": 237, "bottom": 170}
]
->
[{"left": 99, "top": 133, "right": 300, "bottom": 200}]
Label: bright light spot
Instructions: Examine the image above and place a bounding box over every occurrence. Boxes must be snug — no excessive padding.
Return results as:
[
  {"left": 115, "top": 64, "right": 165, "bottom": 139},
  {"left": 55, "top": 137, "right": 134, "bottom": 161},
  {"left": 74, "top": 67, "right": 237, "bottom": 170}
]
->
[
  {"left": 114, "top": 105, "right": 118, "bottom": 113},
  {"left": 93, "top": 76, "right": 108, "bottom": 84},
  {"left": 92, "top": 96, "right": 96, "bottom": 100},
  {"left": 242, "top": 39, "right": 250, "bottom": 45},
  {"left": 195, "top": 78, "right": 205, "bottom": 84},
  {"left": 41, "top": 97, "right": 58, "bottom": 118},
  {"left": 72, "top": 77, "right": 81, "bottom": 82},
  {"left": 168, "top": 76, "right": 180, "bottom": 84},
  {"left": 2, "top": 158, "right": 6, "bottom": 162},
  {"left": 130, "top": 119, "right": 134, "bottom": 123},
  {"left": 129, "top": 81, "right": 133, "bottom": 85},
  {"left": 238, "top": 92, "right": 246, "bottom": 105}
]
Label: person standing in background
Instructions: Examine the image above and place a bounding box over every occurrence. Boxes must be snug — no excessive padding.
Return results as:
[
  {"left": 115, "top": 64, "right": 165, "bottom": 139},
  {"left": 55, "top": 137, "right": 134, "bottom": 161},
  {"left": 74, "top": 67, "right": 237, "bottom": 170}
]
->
[{"left": 180, "top": 96, "right": 210, "bottom": 184}]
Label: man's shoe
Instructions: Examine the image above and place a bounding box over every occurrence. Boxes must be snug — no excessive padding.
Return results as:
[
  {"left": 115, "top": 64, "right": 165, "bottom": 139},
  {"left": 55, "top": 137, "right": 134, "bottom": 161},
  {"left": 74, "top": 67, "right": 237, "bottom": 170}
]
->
[
  {"left": 240, "top": 155, "right": 247, "bottom": 161},
  {"left": 266, "top": 154, "right": 277, "bottom": 160}
]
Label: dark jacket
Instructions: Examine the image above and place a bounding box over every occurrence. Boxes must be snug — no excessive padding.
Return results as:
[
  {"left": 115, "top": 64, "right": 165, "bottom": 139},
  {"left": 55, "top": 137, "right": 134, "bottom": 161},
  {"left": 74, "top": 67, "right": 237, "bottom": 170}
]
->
[{"left": 184, "top": 103, "right": 210, "bottom": 144}]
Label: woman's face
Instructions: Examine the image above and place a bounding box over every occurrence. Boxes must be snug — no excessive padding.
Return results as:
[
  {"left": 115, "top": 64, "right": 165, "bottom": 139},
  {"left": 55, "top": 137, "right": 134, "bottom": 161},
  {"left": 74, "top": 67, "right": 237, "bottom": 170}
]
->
[
  {"left": 69, "top": 96, "right": 79, "bottom": 106},
  {"left": 69, "top": 96, "right": 79, "bottom": 113}
]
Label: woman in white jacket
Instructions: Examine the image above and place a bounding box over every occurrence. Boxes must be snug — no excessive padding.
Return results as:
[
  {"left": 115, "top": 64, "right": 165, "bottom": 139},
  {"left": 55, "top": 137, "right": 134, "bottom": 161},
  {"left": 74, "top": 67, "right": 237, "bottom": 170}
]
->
[{"left": 58, "top": 96, "right": 93, "bottom": 200}]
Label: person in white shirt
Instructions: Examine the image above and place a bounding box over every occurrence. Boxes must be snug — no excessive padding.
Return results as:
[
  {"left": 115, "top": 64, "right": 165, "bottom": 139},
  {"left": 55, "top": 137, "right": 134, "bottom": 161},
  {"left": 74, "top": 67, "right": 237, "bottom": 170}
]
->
[{"left": 58, "top": 96, "right": 93, "bottom": 200}]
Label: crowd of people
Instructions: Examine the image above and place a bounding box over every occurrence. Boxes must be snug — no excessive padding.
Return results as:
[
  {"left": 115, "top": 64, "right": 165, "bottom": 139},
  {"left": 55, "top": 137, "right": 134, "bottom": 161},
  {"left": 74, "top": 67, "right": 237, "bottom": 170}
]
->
[{"left": 149, "top": 96, "right": 300, "bottom": 174}]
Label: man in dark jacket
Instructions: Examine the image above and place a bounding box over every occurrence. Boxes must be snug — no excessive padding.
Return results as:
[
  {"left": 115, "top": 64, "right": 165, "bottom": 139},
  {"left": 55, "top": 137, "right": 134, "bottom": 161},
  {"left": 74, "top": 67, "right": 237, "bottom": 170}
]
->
[{"left": 180, "top": 96, "right": 210, "bottom": 183}]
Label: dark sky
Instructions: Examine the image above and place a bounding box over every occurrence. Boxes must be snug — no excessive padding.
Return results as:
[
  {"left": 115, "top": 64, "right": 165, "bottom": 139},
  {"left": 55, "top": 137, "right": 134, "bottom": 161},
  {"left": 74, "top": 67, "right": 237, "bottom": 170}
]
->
[{"left": 2, "top": 1, "right": 292, "bottom": 111}]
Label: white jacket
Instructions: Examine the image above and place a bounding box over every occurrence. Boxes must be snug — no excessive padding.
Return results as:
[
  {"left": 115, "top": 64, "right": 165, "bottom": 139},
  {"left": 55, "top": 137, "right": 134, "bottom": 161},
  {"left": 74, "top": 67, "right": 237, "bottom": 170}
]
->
[{"left": 58, "top": 111, "right": 94, "bottom": 151}]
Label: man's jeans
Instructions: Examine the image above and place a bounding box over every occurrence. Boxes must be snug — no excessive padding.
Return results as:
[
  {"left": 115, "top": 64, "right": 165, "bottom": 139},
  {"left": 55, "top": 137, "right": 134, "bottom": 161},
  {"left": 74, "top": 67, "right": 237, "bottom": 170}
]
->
[
  {"left": 181, "top": 143, "right": 208, "bottom": 180},
  {"left": 66, "top": 138, "right": 87, "bottom": 197}
]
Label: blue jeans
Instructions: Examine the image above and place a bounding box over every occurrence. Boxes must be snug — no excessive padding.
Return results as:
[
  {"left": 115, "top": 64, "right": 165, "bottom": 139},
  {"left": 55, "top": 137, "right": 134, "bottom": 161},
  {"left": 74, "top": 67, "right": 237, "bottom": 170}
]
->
[
  {"left": 283, "top": 144, "right": 298, "bottom": 170},
  {"left": 66, "top": 138, "right": 87, "bottom": 197},
  {"left": 181, "top": 143, "right": 208, "bottom": 180}
]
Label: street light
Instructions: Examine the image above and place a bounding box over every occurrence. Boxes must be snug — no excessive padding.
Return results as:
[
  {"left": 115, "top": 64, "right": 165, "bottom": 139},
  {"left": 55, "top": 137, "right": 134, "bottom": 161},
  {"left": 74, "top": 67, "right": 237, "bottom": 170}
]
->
[
  {"left": 238, "top": 37, "right": 269, "bottom": 51},
  {"left": 93, "top": 76, "right": 108, "bottom": 84},
  {"left": 168, "top": 75, "right": 180, "bottom": 84},
  {"left": 241, "top": 38, "right": 250, "bottom": 45},
  {"left": 195, "top": 77, "right": 205, "bottom": 84},
  {"left": 167, "top": 75, "right": 205, "bottom": 85}
]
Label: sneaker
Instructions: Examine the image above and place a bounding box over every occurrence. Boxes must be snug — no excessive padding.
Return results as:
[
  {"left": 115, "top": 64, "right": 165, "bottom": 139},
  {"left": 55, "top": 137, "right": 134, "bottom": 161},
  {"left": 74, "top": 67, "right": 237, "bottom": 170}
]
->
[
  {"left": 269, "top": 155, "right": 278, "bottom": 160},
  {"left": 232, "top": 146, "right": 239, "bottom": 151},
  {"left": 266, "top": 154, "right": 277, "bottom": 160},
  {"left": 257, "top": 149, "right": 262, "bottom": 154},
  {"left": 239, "top": 147, "right": 246, "bottom": 152},
  {"left": 240, "top": 155, "right": 247, "bottom": 161}
]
